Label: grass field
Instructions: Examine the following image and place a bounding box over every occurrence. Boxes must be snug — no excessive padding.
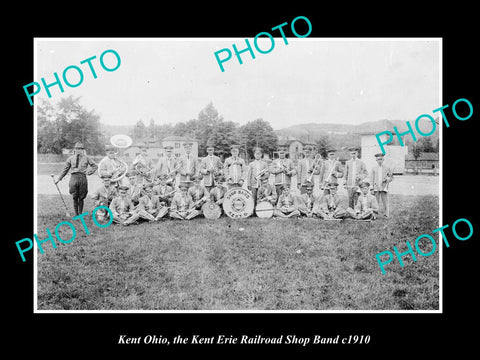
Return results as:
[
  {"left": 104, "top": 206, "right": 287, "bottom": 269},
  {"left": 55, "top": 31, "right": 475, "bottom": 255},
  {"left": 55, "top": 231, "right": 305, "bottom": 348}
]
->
[{"left": 36, "top": 193, "right": 439, "bottom": 311}]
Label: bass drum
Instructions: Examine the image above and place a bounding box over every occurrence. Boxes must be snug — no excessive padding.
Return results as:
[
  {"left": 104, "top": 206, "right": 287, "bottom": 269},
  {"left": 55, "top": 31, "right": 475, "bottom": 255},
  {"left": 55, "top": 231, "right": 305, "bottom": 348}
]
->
[
  {"left": 222, "top": 188, "right": 254, "bottom": 219},
  {"left": 202, "top": 201, "right": 222, "bottom": 219},
  {"left": 255, "top": 201, "right": 274, "bottom": 218}
]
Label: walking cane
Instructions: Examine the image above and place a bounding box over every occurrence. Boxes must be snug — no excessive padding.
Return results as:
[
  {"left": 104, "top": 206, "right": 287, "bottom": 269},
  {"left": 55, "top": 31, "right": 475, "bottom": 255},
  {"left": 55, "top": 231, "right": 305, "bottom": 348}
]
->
[{"left": 50, "top": 174, "right": 71, "bottom": 217}]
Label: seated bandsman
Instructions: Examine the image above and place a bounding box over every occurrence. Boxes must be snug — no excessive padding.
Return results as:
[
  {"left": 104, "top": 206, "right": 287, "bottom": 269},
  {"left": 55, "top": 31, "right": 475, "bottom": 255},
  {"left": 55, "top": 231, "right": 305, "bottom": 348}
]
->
[
  {"left": 126, "top": 170, "right": 142, "bottom": 207},
  {"left": 346, "top": 180, "right": 379, "bottom": 220},
  {"left": 256, "top": 173, "right": 278, "bottom": 206},
  {"left": 209, "top": 174, "right": 228, "bottom": 206},
  {"left": 274, "top": 184, "right": 300, "bottom": 219},
  {"left": 317, "top": 182, "right": 348, "bottom": 219},
  {"left": 136, "top": 182, "right": 169, "bottom": 222},
  {"left": 188, "top": 174, "right": 210, "bottom": 210},
  {"left": 109, "top": 185, "right": 140, "bottom": 225},
  {"left": 153, "top": 173, "right": 175, "bottom": 206},
  {"left": 296, "top": 181, "right": 321, "bottom": 218},
  {"left": 91, "top": 174, "right": 118, "bottom": 220},
  {"left": 170, "top": 183, "right": 202, "bottom": 220}
]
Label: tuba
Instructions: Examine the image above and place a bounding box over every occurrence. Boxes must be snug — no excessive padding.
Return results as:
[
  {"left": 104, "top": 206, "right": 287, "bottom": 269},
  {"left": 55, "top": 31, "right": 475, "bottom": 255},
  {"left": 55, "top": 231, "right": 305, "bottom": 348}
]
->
[{"left": 108, "top": 134, "right": 131, "bottom": 182}]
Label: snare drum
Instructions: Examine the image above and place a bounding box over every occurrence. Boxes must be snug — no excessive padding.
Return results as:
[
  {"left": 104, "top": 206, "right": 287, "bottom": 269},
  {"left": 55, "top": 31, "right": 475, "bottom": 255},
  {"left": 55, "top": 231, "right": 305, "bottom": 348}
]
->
[{"left": 255, "top": 201, "right": 274, "bottom": 218}]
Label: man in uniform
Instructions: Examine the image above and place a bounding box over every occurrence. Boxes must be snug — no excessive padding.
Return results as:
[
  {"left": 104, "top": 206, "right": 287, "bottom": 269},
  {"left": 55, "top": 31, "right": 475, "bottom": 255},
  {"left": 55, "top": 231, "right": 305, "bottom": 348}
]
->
[
  {"left": 132, "top": 143, "right": 154, "bottom": 184},
  {"left": 136, "top": 182, "right": 169, "bottom": 222},
  {"left": 178, "top": 142, "right": 197, "bottom": 185},
  {"left": 270, "top": 147, "right": 296, "bottom": 195},
  {"left": 297, "top": 146, "right": 321, "bottom": 194},
  {"left": 169, "top": 183, "right": 202, "bottom": 220},
  {"left": 370, "top": 153, "right": 393, "bottom": 217},
  {"left": 256, "top": 173, "right": 277, "bottom": 206},
  {"left": 296, "top": 181, "right": 321, "bottom": 218},
  {"left": 246, "top": 147, "right": 270, "bottom": 204},
  {"left": 90, "top": 173, "right": 117, "bottom": 221},
  {"left": 109, "top": 185, "right": 140, "bottom": 225},
  {"left": 187, "top": 174, "right": 210, "bottom": 211},
  {"left": 54, "top": 142, "right": 98, "bottom": 216},
  {"left": 98, "top": 144, "right": 128, "bottom": 187},
  {"left": 223, "top": 145, "right": 246, "bottom": 189},
  {"left": 274, "top": 184, "right": 300, "bottom": 219},
  {"left": 153, "top": 173, "right": 175, "bottom": 207},
  {"left": 200, "top": 145, "right": 223, "bottom": 192},
  {"left": 319, "top": 149, "right": 343, "bottom": 194},
  {"left": 154, "top": 145, "right": 179, "bottom": 187},
  {"left": 125, "top": 170, "right": 142, "bottom": 207},
  {"left": 317, "top": 183, "right": 348, "bottom": 219},
  {"left": 344, "top": 147, "right": 368, "bottom": 208},
  {"left": 346, "top": 180, "right": 379, "bottom": 220},
  {"left": 209, "top": 174, "right": 228, "bottom": 206}
]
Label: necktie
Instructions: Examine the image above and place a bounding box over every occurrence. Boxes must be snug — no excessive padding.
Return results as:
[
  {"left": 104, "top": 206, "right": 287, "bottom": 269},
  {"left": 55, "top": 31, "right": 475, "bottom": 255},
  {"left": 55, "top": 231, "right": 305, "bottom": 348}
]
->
[{"left": 75, "top": 154, "right": 79, "bottom": 168}]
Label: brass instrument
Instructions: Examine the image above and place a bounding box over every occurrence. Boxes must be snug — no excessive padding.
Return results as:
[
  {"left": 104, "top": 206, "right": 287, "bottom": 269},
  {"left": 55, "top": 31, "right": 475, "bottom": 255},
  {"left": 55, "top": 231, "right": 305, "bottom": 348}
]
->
[
  {"left": 320, "top": 157, "right": 339, "bottom": 190},
  {"left": 307, "top": 154, "right": 322, "bottom": 183},
  {"left": 254, "top": 168, "right": 268, "bottom": 181},
  {"left": 110, "top": 159, "right": 128, "bottom": 183}
]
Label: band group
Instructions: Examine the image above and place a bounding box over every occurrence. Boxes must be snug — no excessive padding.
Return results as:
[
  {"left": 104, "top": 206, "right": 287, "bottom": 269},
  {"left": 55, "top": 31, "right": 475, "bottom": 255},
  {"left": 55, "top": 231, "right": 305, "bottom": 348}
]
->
[{"left": 53, "top": 141, "right": 394, "bottom": 225}]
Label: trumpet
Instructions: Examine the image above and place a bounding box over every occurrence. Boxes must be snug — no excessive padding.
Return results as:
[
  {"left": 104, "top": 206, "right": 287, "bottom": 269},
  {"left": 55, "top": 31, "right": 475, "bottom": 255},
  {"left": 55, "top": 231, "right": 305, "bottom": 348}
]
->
[
  {"left": 307, "top": 154, "right": 322, "bottom": 182},
  {"left": 254, "top": 168, "right": 268, "bottom": 180}
]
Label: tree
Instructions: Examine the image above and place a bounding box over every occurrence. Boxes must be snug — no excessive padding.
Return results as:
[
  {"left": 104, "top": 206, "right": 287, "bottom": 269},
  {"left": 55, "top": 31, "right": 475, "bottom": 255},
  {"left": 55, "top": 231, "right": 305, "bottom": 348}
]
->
[
  {"left": 207, "top": 121, "right": 240, "bottom": 160},
  {"left": 37, "top": 96, "right": 105, "bottom": 154},
  {"left": 196, "top": 102, "right": 224, "bottom": 156},
  {"left": 132, "top": 119, "right": 147, "bottom": 140},
  {"left": 238, "top": 118, "right": 278, "bottom": 159},
  {"left": 315, "top": 134, "right": 332, "bottom": 158}
]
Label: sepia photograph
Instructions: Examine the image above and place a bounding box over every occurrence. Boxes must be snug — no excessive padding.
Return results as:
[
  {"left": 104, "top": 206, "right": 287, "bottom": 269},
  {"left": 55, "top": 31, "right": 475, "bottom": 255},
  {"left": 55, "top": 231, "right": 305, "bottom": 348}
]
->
[{"left": 33, "top": 38, "right": 441, "bottom": 312}]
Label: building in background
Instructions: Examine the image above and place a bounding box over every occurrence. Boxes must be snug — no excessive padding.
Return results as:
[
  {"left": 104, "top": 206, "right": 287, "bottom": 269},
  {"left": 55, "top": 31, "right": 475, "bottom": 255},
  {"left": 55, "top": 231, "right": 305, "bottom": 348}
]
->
[{"left": 405, "top": 152, "right": 439, "bottom": 174}]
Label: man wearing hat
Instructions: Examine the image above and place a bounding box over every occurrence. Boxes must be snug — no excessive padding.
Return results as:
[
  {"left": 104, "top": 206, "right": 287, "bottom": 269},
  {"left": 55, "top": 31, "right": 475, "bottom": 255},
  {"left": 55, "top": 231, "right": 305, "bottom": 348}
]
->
[
  {"left": 319, "top": 149, "right": 343, "bottom": 194},
  {"left": 346, "top": 180, "right": 379, "bottom": 220},
  {"left": 224, "top": 145, "right": 246, "bottom": 190},
  {"left": 318, "top": 182, "right": 348, "bottom": 219},
  {"left": 344, "top": 147, "right": 368, "bottom": 208},
  {"left": 200, "top": 145, "right": 223, "bottom": 192},
  {"left": 370, "top": 153, "right": 393, "bottom": 217},
  {"left": 132, "top": 143, "right": 154, "bottom": 183},
  {"left": 136, "top": 182, "right": 169, "bottom": 221},
  {"left": 209, "top": 173, "right": 228, "bottom": 206},
  {"left": 256, "top": 173, "right": 278, "bottom": 206},
  {"left": 54, "top": 142, "right": 98, "bottom": 216},
  {"left": 178, "top": 142, "right": 197, "bottom": 186},
  {"left": 170, "top": 183, "right": 201, "bottom": 220},
  {"left": 246, "top": 147, "right": 270, "bottom": 204},
  {"left": 90, "top": 173, "right": 117, "bottom": 221},
  {"left": 153, "top": 173, "right": 175, "bottom": 207},
  {"left": 270, "top": 147, "right": 296, "bottom": 195},
  {"left": 296, "top": 181, "right": 321, "bottom": 218},
  {"left": 273, "top": 184, "right": 300, "bottom": 219},
  {"left": 297, "top": 146, "right": 321, "bottom": 194},
  {"left": 154, "top": 145, "right": 179, "bottom": 187},
  {"left": 109, "top": 185, "right": 140, "bottom": 225},
  {"left": 187, "top": 174, "right": 210, "bottom": 211},
  {"left": 98, "top": 144, "right": 128, "bottom": 187}
]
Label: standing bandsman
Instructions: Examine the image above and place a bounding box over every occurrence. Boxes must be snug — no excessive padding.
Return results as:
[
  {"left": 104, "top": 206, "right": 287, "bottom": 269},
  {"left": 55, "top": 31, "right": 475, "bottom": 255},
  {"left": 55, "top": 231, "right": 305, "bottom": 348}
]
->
[
  {"left": 256, "top": 173, "right": 278, "bottom": 206},
  {"left": 155, "top": 145, "right": 179, "bottom": 187},
  {"left": 270, "top": 147, "right": 296, "bottom": 195},
  {"left": 296, "top": 181, "right": 321, "bottom": 218},
  {"left": 297, "top": 146, "right": 321, "bottom": 194},
  {"left": 370, "top": 153, "right": 393, "bottom": 217},
  {"left": 98, "top": 144, "right": 128, "bottom": 188},
  {"left": 133, "top": 143, "right": 154, "bottom": 183},
  {"left": 319, "top": 149, "right": 343, "bottom": 194},
  {"left": 188, "top": 174, "right": 210, "bottom": 211},
  {"left": 223, "top": 145, "right": 246, "bottom": 189},
  {"left": 344, "top": 147, "right": 368, "bottom": 208},
  {"left": 246, "top": 147, "right": 270, "bottom": 204},
  {"left": 109, "top": 185, "right": 140, "bottom": 226},
  {"left": 178, "top": 142, "right": 197, "bottom": 185},
  {"left": 54, "top": 142, "right": 98, "bottom": 216},
  {"left": 274, "top": 184, "right": 300, "bottom": 219},
  {"left": 170, "top": 183, "right": 202, "bottom": 220},
  {"left": 318, "top": 183, "right": 348, "bottom": 219},
  {"left": 200, "top": 145, "right": 223, "bottom": 192},
  {"left": 346, "top": 180, "right": 379, "bottom": 220}
]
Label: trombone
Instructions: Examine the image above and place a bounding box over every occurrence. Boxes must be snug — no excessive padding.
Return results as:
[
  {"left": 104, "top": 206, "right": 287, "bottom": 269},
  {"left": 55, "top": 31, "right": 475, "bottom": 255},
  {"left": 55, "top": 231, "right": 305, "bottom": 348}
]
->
[{"left": 307, "top": 154, "right": 322, "bottom": 183}]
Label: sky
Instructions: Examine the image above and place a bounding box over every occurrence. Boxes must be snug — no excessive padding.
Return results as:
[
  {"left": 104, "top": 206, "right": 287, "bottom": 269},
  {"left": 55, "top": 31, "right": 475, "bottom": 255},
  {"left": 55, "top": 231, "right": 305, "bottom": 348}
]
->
[{"left": 35, "top": 38, "right": 440, "bottom": 130}]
